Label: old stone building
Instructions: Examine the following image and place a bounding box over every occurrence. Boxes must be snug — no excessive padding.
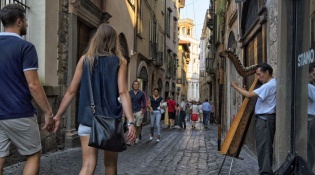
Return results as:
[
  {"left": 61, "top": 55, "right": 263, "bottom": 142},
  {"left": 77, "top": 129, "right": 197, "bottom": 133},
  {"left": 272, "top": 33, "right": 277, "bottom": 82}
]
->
[
  {"left": 206, "top": 0, "right": 280, "bottom": 168},
  {"left": 162, "top": 0, "right": 184, "bottom": 101},
  {"left": 205, "top": 0, "right": 315, "bottom": 172},
  {"left": 177, "top": 40, "right": 190, "bottom": 102},
  {"left": 200, "top": 9, "right": 214, "bottom": 104},
  {"left": 178, "top": 18, "right": 200, "bottom": 102}
]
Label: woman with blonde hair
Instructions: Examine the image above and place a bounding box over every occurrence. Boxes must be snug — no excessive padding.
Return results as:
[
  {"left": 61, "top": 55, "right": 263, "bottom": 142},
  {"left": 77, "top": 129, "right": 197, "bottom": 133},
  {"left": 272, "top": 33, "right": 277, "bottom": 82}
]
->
[{"left": 53, "top": 23, "right": 136, "bottom": 175}]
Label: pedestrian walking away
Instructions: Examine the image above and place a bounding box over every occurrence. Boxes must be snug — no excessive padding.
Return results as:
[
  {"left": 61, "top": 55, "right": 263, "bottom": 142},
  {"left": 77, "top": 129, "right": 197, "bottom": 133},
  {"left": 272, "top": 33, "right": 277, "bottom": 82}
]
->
[
  {"left": 231, "top": 63, "right": 276, "bottom": 175},
  {"left": 167, "top": 96, "right": 177, "bottom": 129},
  {"left": 201, "top": 99, "right": 212, "bottom": 128},
  {"left": 175, "top": 103, "right": 180, "bottom": 127},
  {"left": 198, "top": 102, "right": 203, "bottom": 123},
  {"left": 0, "top": 4, "right": 54, "bottom": 175},
  {"left": 190, "top": 101, "right": 199, "bottom": 128},
  {"left": 186, "top": 102, "right": 191, "bottom": 122},
  {"left": 179, "top": 98, "right": 187, "bottom": 130},
  {"left": 129, "top": 80, "right": 147, "bottom": 144},
  {"left": 53, "top": 23, "right": 136, "bottom": 175},
  {"left": 148, "top": 88, "right": 163, "bottom": 142}
]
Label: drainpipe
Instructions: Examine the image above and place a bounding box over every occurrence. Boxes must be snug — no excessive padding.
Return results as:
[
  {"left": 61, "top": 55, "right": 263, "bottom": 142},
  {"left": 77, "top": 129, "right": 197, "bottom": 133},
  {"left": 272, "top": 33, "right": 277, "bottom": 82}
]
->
[{"left": 164, "top": 0, "right": 168, "bottom": 95}]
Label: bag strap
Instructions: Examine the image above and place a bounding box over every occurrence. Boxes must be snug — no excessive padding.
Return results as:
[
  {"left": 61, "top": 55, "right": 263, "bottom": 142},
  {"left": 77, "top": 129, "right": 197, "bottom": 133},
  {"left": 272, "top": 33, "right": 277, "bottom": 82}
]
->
[{"left": 85, "top": 59, "right": 96, "bottom": 115}]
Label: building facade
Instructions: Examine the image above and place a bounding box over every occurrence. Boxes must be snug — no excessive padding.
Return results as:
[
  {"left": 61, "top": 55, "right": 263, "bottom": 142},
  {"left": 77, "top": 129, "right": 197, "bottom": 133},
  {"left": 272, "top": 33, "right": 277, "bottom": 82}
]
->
[
  {"left": 205, "top": 0, "right": 315, "bottom": 172},
  {"left": 177, "top": 40, "right": 190, "bottom": 102},
  {"left": 207, "top": 0, "right": 281, "bottom": 168},
  {"left": 178, "top": 18, "right": 200, "bottom": 102},
  {"left": 200, "top": 9, "right": 214, "bottom": 104},
  {"left": 163, "top": 0, "right": 183, "bottom": 101}
]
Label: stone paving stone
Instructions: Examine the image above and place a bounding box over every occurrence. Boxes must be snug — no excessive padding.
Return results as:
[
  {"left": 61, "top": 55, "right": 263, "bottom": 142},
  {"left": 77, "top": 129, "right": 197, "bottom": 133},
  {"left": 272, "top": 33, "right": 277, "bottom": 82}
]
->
[{"left": 3, "top": 121, "right": 259, "bottom": 175}]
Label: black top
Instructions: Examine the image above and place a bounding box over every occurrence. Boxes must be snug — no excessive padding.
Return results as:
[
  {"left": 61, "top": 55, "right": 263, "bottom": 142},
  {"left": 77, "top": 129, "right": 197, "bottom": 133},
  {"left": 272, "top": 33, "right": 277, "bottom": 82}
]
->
[
  {"left": 78, "top": 56, "right": 122, "bottom": 126},
  {"left": 149, "top": 96, "right": 163, "bottom": 111}
]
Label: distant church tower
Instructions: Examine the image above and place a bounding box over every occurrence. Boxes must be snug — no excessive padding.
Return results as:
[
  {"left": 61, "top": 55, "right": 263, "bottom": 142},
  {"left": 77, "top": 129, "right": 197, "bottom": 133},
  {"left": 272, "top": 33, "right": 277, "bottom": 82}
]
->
[{"left": 178, "top": 18, "right": 200, "bottom": 101}]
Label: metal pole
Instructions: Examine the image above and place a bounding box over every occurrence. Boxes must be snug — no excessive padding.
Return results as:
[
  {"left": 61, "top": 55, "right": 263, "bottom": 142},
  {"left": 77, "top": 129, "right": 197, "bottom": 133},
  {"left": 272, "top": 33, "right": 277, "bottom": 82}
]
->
[{"left": 218, "top": 155, "right": 227, "bottom": 174}]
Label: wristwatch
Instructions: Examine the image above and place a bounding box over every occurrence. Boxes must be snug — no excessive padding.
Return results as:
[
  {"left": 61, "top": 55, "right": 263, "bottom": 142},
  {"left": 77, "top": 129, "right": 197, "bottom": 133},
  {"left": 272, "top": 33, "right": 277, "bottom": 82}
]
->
[{"left": 127, "top": 121, "right": 135, "bottom": 127}]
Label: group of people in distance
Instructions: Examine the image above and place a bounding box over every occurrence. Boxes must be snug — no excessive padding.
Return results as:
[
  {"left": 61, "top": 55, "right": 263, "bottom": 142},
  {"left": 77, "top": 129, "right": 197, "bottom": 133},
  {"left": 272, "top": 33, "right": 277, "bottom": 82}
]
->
[{"left": 128, "top": 79, "right": 216, "bottom": 146}]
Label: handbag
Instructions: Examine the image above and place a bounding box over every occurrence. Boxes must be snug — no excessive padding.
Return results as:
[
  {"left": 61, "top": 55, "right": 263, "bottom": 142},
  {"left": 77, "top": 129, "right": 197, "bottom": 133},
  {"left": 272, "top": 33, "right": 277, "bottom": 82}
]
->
[
  {"left": 85, "top": 60, "right": 127, "bottom": 152},
  {"left": 275, "top": 153, "right": 314, "bottom": 175}
]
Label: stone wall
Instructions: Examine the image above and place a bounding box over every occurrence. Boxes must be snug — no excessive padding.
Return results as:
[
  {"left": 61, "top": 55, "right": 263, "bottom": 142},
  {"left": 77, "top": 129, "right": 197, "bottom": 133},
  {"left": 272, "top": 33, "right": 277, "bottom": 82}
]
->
[{"left": 267, "top": 0, "right": 278, "bottom": 76}]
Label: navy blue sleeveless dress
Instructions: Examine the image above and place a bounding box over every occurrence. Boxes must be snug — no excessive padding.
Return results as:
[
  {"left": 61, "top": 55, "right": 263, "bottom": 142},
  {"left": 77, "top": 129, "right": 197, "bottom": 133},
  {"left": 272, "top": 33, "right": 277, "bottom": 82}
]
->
[{"left": 78, "top": 55, "right": 122, "bottom": 127}]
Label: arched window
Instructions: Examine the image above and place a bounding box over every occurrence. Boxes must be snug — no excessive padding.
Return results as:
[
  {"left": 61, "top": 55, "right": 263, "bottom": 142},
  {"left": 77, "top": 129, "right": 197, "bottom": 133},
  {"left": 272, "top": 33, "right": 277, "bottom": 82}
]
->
[
  {"left": 139, "top": 67, "right": 148, "bottom": 81},
  {"left": 158, "top": 79, "right": 163, "bottom": 93},
  {"left": 164, "top": 81, "right": 169, "bottom": 99}
]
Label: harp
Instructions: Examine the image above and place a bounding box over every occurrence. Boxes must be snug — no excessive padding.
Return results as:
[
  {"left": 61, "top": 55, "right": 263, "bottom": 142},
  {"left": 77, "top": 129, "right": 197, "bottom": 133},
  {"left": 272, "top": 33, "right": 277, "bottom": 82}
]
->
[{"left": 218, "top": 50, "right": 260, "bottom": 158}]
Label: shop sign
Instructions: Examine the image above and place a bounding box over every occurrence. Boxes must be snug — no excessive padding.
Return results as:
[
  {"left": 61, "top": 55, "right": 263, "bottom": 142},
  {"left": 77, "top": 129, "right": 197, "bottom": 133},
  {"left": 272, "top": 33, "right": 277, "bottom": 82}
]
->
[{"left": 297, "top": 48, "right": 314, "bottom": 67}]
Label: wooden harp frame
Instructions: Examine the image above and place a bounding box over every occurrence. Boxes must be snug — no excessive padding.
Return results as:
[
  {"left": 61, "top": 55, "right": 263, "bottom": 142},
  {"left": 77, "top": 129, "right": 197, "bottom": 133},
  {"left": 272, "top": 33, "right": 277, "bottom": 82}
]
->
[{"left": 218, "top": 50, "right": 260, "bottom": 158}]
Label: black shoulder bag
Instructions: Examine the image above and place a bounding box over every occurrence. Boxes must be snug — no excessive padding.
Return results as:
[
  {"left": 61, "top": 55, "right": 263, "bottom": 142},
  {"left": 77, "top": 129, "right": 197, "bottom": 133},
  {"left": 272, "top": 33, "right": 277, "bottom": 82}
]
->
[
  {"left": 86, "top": 60, "right": 127, "bottom": 152},
  {"left": 275, "top": 153, "right": 314, "bottom": 175}
]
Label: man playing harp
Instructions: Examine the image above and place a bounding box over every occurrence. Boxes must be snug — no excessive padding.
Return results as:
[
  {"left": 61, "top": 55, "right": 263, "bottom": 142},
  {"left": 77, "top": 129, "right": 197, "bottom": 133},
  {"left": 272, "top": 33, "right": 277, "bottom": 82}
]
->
[{"left": 231, "top": 63, "right": 276, "bottom": 175}]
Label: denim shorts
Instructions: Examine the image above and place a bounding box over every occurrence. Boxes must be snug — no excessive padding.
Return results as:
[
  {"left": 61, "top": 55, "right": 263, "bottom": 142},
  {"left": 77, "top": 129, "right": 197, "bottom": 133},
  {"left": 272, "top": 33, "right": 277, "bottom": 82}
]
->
[{"left": 78, "top": 124, "right": 91, "bottom": 136}]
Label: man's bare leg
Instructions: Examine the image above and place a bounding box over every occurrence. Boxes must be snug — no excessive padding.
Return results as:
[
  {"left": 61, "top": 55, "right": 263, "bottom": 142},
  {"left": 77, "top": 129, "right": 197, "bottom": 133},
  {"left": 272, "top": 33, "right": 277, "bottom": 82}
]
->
[
  {"left": 0, "top": 157, "right": 7, "bottom": 175},
  {"left": 23, "top": 150, "right": 41, "bottom": 175}
]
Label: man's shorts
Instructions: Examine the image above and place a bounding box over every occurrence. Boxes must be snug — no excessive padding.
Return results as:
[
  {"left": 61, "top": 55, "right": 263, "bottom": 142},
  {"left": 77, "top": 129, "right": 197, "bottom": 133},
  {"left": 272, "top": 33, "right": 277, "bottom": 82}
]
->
[
  {"left": 168, "top": 112, "right": 175, "bottom": 119},
  {"left": 0, "top": 115, "right": 42, "bottom": 157},
  {"left": 133, "top": 111, "right": 143, "bottom": 127}
]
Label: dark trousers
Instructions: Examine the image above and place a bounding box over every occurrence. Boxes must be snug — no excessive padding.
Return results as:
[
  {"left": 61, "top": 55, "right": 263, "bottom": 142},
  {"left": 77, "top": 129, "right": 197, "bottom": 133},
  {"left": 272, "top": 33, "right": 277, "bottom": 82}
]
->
[
  {"left": 179, "top": 111, "right": 186, "bottom": 129},
  {"left": 255, "top": 114, "right": 275, "bottom": 175},
  {"left": 308, "top": 115, "right": 315, "bottom": 170},
  {"left": 203, "top": 111, "right": 210, "bottom": 126}
]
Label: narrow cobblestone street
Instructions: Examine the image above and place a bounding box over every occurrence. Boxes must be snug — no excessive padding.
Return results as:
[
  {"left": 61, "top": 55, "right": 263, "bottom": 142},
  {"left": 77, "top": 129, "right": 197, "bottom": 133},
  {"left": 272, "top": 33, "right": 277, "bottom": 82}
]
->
[{"left": 4, "top": 121, "right": 259, "bottom": 175}]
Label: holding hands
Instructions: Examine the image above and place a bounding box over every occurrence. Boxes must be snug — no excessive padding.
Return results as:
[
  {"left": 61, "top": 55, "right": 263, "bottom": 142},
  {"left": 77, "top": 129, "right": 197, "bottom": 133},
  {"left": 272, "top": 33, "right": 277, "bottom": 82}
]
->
[{"left": 42, "top": 112, "right": 55, "bottom": 132}]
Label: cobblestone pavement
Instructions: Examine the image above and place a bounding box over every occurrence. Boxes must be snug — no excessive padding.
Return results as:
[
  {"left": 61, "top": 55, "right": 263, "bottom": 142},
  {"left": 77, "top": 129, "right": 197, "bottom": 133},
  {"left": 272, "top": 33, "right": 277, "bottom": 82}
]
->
[{"left": 4, "top": 121, "right": 259, "bottom": 175}]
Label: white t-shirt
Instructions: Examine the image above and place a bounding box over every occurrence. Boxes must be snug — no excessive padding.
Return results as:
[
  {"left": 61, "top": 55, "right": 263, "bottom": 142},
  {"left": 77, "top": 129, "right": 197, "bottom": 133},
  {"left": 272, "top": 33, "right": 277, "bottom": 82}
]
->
[
  {"left": 308, "top": 83, "right": 315, "bottom": 115},
  {"left": 180, "top": 101, "right": 186, "bottom": 111},
  {"left": 253, "top": 78, "right": 276, "bottom": 114},
  {"left": 190, "top": 104, "right": 199, "bottom": 114}
]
